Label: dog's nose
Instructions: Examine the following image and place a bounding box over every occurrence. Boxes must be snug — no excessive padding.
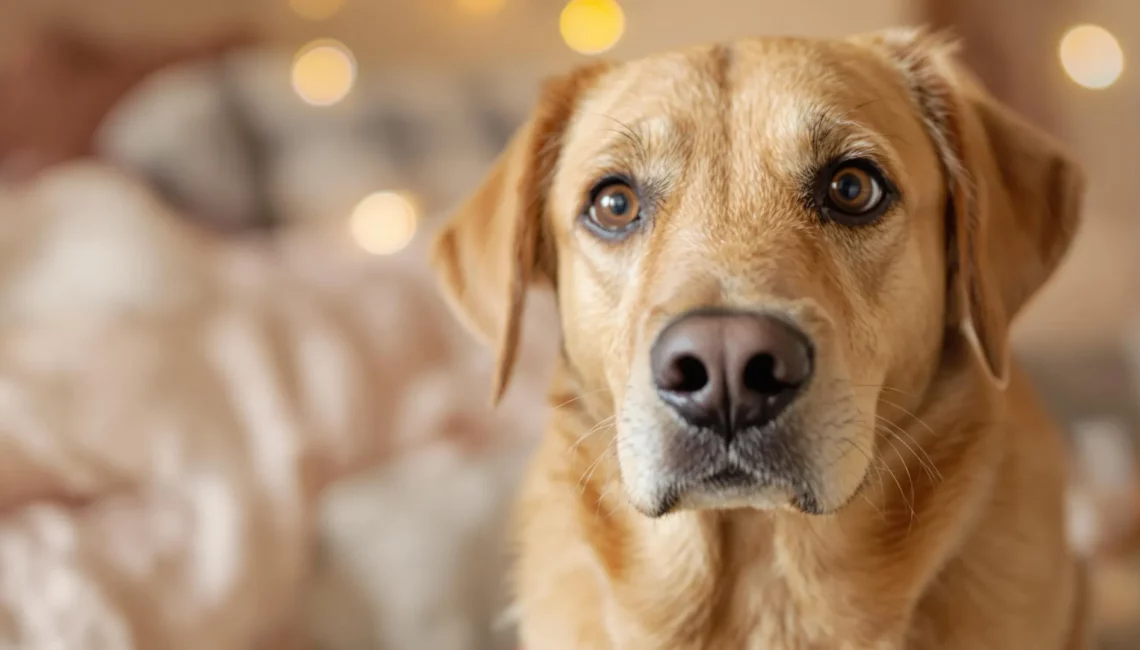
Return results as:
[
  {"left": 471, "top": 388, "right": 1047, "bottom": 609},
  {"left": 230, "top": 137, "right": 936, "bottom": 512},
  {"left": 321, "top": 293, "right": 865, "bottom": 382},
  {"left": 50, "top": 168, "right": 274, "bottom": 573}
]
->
[{"left": 650, "top": 310, "right": 813, "bottom": 438}]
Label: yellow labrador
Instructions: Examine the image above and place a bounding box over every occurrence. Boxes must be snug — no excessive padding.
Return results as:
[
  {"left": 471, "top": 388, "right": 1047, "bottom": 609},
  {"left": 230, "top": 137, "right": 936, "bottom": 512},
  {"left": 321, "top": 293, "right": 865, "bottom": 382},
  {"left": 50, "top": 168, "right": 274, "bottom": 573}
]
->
[{"left": 432, "top": 28, "right": 1088, "bottom": 649}]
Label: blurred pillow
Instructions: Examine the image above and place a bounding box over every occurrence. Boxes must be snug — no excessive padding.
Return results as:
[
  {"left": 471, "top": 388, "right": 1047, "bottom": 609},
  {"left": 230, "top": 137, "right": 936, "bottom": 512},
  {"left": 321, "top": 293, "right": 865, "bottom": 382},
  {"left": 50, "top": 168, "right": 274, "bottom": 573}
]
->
[{"left": 98, "top": 60, "right": 261, "bottom": 231}]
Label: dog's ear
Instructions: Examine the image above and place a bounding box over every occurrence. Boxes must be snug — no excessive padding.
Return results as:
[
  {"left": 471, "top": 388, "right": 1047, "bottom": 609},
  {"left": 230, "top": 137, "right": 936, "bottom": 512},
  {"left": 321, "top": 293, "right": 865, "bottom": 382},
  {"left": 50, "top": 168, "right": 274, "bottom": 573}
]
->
[
  {"left": 871, "top": 28, "right": 1085, "bottom": 387},
  {"left": 430, "top": 63, "right": 609, "bottom": 403}
]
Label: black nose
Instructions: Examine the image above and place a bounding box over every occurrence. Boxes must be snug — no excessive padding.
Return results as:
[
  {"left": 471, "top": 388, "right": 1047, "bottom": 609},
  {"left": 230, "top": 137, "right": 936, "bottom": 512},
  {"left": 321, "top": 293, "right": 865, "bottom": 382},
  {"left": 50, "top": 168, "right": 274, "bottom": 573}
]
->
[{"left": 650, "top": 310, "right": 813, "bottom": 439}]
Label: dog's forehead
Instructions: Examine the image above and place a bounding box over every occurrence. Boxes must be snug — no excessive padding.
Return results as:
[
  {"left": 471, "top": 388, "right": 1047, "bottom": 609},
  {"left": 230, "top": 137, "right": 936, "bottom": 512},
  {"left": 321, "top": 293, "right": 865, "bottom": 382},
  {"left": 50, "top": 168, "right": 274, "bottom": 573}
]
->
[
  {"left": 553, "top": 37, "right": 923, "bottom": 204},
  {"left": 571, "top": 38, "right": 904, "bottom": 139}
]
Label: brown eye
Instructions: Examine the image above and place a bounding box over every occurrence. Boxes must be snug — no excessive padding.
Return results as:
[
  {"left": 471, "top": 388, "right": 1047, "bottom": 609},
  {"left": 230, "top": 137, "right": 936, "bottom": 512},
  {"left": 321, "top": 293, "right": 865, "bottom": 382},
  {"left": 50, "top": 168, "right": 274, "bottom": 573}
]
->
[
  {"left": 817, "top": 160, "right": 896, "bottom": 226},
  {"left": 588, "top": 182, "right": 641, "bottom": 232},
  {"left": 827, "top": 165, "right": 883, "bottom": 215}
]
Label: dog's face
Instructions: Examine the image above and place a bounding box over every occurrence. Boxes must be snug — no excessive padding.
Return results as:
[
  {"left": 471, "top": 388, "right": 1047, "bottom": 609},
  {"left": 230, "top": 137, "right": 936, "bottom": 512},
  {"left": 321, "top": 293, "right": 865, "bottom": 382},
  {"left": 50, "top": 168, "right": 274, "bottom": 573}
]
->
[
  {"left": 432, "top": 30, "right": 1082, "bottom": 517},
  {"left": 544, "top": 39, "right": 954, "bottom": 516}
]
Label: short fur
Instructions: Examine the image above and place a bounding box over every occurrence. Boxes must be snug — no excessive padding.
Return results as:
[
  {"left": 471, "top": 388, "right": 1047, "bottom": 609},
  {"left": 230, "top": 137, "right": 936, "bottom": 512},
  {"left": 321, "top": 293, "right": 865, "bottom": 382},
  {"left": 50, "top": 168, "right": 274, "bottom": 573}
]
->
[{"left": 432, "top": 29, "right": 1088, "bottom": 649}]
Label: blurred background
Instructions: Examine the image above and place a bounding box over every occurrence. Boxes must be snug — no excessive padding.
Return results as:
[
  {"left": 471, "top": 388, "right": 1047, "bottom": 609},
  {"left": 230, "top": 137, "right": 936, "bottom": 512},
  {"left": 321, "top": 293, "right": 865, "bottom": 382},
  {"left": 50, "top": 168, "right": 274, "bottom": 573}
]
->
[{"left": 0, "top": 0, "right": 1138, "bottom": 648}]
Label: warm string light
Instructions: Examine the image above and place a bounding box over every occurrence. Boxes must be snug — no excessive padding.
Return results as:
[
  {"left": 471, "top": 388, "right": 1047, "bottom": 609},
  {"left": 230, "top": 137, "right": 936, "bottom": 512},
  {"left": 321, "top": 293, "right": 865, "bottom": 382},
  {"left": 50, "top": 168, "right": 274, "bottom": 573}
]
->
[
  {"left": 349, "top": 192, "right": 419, "bottom": 255},
  {"left": 291, "top": 39, "right": 357, "bottom": 106},
  {"left": 1060, "top": 24, "right": 1125, "bottom": 90},
  {"left": 560, "top": 0, "right": 625, "bottom": 55}
]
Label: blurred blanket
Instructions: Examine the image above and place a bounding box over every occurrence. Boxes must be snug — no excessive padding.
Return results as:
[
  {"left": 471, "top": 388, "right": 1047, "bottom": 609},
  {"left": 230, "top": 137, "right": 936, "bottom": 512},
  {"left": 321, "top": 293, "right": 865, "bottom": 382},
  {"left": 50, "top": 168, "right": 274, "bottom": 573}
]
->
[
  {"left": 98, "top": 54, "right": 542, "bottom": 232},
  {"left": 0, "top": 163, "right": 554, "bottom": 649}
]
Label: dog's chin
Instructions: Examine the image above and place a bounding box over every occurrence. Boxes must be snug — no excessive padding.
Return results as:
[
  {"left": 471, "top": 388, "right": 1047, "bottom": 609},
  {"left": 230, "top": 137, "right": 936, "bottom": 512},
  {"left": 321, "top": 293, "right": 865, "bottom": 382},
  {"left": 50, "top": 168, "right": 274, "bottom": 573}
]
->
[
  {"left": 631, "top": 467, "right": 823, "bottom": 518},
  {"left": 617, "top": 412, "right": 870, "bottom": 518}
]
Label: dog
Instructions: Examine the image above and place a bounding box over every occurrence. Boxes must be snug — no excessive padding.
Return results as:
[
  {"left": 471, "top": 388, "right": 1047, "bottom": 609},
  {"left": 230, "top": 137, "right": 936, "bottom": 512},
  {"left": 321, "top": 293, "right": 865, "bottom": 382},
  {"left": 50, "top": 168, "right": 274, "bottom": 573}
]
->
[{"left": 431, "top": 28, "right": 1088, "bottom": 649}]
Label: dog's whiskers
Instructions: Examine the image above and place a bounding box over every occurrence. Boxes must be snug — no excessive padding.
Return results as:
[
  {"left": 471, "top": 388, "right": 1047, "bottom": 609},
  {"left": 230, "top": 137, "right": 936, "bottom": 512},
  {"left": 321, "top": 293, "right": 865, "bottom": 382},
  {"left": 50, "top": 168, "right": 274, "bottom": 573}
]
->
[
  {"left": 568, "top": 415, "right": 617, "bottom": 455},
  {"left": 577, "top": 436, "right": 617, "bottom": 493},
  {"left": 845, "top": 384, "right": 944, "bottom": 487},
  {"left": 874, "top": 398, "right": 943, "bottom": 479},
  {"left": 550, "top": 387, "right": 612, "bottom": 413},
  {"left": 876, "top": 429, "right": 920, "bottom": 533},
  {"left": 852, "top": 420, "right": 917, "bottom": 526},
  {"left": 848, "top": 383, "right": 921, "bottom": 400},
  {"left": 831, "top": 436, "right": 888, "bottom": 523},
  {"left": 874, "top": 415, "right": 942, "bottom": 485},
  {"left": 592, "top": 483, "right": 623, "bottom": 523}
]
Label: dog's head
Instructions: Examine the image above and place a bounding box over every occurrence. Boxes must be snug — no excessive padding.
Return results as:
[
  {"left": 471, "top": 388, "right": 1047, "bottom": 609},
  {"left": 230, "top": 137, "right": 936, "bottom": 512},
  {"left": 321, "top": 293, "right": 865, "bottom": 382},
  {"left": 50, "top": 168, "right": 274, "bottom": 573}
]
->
[{"left": 431, "top": 30, "right": 1083, "bottom": 517}]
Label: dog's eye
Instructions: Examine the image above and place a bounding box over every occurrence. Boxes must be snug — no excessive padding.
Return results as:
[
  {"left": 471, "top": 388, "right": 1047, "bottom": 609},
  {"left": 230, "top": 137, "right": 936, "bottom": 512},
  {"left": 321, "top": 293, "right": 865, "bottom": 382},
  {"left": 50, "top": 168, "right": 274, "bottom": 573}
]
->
[
  {"left": 819, "top": 161, "right": 893, "bottom": 224},
  {"left": 586, "top": 180, "right": 641, "bottom": 233},
  {"left": 829, "top": 167, "right": 881, "bottom": 213}
]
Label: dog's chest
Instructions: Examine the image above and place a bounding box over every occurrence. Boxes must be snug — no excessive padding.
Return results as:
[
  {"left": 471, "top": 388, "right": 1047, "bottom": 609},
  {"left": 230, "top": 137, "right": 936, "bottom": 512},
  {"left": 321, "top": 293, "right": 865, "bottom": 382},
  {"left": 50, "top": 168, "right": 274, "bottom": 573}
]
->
[
  {"left": 606, "top": 521, "right": 896, "bottom": 650},
  {"left": 606, "top": 567, "right": 893, "bottom": 650},
  {"left": 702, "top": 560, "right": 887, "bottom": 650}
]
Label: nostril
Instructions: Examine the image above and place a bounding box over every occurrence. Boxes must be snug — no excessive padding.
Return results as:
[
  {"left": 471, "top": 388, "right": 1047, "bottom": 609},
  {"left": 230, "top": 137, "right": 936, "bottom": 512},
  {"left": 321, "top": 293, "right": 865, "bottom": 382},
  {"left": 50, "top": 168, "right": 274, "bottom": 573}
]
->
[
  {"left": 743, "top": 353, "right": 789, "bottom": 395},
  {"left": 666, "top": 355, "right": 709, "bottom": 393}
]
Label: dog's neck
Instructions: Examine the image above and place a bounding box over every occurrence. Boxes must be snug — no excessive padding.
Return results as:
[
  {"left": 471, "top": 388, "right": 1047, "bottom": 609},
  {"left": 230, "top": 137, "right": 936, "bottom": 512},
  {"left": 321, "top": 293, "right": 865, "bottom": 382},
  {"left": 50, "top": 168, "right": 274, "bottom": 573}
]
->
[{"left": 550, "top": 335, "right": 1007, "bottom": 647}]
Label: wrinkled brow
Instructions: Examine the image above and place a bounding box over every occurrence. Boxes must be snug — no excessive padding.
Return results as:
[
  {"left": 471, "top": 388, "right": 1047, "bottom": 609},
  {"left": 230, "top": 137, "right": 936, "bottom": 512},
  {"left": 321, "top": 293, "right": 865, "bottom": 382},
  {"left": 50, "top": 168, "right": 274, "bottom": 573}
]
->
[
  {"left": 802, "top": 103, "right": 901, "bottom": 173},
  {"left": 566, "top": 113, "right": 693, "bottom": 196},
  {"left": 596, "top": 114, "right": 653, "bottom": 165},
  {"left": 580, "top": 114, "right": 694, "bottom": 168}
]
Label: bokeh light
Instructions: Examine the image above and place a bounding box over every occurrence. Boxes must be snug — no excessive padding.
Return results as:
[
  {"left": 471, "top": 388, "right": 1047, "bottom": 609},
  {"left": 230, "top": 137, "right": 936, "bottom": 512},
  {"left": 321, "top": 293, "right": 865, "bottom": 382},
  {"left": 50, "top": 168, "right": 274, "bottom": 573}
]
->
[
  {"left": 292, "top": 39, "right": 357, "bottom": 106},
  {"left": 349, "top": 192, "right": 418, "bottom": 255},
  {"left": 560, "top": 0, "right": 625, "bottom": 55},
  {"left": 289, "top": 0, "right": 345, "bottom": 21},
  {"left": 1060, "top": 24, "right": 1125, "bottom": 90},
  {"left": 457, "top": 0, "right": 506, "bottom": 17}
]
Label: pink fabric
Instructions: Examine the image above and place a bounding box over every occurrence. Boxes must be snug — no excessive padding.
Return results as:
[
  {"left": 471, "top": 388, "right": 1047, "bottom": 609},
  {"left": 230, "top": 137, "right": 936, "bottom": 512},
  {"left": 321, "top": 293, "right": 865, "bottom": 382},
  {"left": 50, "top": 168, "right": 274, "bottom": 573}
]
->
[{"left": 0, "top": 163, "right": 553, "bottom": 649}]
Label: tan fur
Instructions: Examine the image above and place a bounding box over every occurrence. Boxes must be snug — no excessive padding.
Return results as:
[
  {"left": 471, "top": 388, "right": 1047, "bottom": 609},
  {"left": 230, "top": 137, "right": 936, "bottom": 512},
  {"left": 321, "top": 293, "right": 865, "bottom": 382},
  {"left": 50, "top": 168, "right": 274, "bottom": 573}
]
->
[{"left": 432, "top": 29, "right": 1087, "bottom": 649}]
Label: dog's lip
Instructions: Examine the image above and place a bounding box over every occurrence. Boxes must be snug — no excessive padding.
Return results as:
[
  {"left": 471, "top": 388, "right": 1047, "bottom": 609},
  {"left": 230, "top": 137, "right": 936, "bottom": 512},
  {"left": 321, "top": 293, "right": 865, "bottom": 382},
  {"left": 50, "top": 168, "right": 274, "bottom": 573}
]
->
[
  {"left": 701, "top": 466, "right": 755, "bottom": 487},
  {"left": 677, "top": 465, "right": 827, "bottom": 515},
  {"left": 679, "top": 465, "right": 767, "bottom": 497},
  {"left": 646, "top": 467, "right": 758, "bottom": 517}
]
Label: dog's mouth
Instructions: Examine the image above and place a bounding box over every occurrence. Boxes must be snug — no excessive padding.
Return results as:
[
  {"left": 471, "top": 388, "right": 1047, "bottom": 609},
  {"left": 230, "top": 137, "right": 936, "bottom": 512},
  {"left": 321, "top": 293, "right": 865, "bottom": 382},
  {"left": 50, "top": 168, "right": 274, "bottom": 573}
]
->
[
  {"left": 639, "top": 414, "right": 855, "bottom": 515},
  {"left": 623, "top": 414, "right": 840, "bottom": 517},
  {"left": 649, "top": 465, "right": 818, "bottom": 517},
  {"left": 644, "top": 461, "right": 798, "bottom": 516},
  {"left": 702, "top": 466, "right": 755, "bottom": 489}
]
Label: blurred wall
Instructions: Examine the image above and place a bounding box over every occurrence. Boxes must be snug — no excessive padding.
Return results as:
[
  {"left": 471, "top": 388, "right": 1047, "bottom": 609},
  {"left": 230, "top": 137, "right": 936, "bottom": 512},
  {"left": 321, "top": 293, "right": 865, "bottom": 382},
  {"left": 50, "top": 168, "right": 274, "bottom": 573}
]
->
[
  {"left": 3, "top": 0, "right": 1137, "bottom": 355},
  {"left": 0, "top": 0, "right": 908, "bottom": 68}
]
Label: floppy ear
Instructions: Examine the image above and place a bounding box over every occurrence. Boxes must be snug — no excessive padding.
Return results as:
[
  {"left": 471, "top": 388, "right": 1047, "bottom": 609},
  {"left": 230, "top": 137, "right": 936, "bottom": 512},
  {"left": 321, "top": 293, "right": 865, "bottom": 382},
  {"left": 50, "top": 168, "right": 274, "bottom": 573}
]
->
[
  {"left": 430, "top": 63, "right": 609, "bottom": 403},
  {"left": 875, "top": 29, "right": 1085, "bottom": 387}
]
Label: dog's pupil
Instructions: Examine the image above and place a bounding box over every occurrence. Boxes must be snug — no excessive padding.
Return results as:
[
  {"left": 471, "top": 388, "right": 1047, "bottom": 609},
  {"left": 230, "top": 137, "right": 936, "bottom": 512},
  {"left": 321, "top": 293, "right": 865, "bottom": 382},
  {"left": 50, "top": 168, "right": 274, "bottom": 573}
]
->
[
  {"left": 603, "top": 192, "right": 628, "bottom": 216},
  {"left": 836, "top": 174, "right": 862, "bottom": 202}
]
